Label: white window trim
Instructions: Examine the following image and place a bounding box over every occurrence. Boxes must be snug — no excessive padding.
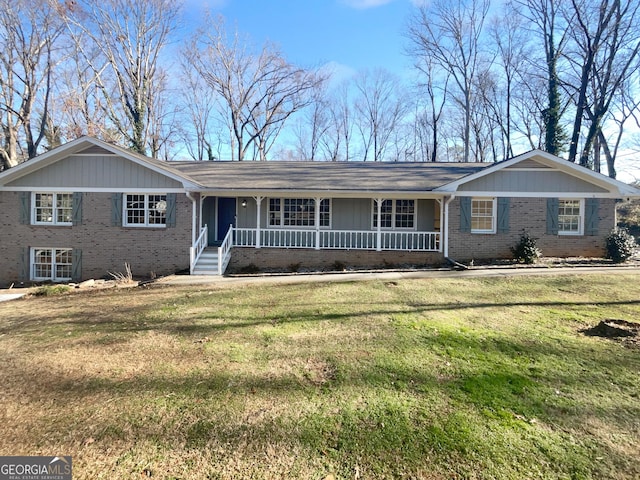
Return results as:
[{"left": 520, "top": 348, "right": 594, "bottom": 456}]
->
[
  {"left": 371, "top": 199, "right": 418, "bottom": 231},
  {"left": 30, "top": 247, "right": 72, "bottom": 282},
  {"left": 471, "top": 197, "right": 497, "bottom": 234},
  {"left": 558, "top": 198, "right": 584, "bottom": 236},
  {"left": 123, "top": 193, "right": 167, "bottom": 228},
  {"left": 268, "top": 198, "right": 332, "bottom": 229},
  {"left": 31, "top": 192, "right": 73, "bottom": 226}
]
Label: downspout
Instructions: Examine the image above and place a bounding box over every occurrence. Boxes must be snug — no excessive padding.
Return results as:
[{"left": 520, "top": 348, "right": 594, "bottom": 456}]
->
[{"left": 443, "top": 194, "right": 467, "bottom": 269}]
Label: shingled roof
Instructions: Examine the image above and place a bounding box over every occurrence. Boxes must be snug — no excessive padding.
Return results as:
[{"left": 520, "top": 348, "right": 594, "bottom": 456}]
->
[{"left": 170, "top": 161, "right": 489, "bottom": 194}]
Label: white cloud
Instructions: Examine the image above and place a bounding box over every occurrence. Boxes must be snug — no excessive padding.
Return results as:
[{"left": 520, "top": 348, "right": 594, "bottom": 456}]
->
[
  {"left": 341, "top": 0, "right": 396, "bottom": 9},
  {"left": 319, "top": 61, "right": 358, "bottom": 86}
]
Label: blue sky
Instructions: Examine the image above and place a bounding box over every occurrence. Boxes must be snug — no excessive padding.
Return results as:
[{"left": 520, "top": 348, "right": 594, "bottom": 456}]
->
[{"left": 183, "top": 0, "right": 419, "bottom": 80}]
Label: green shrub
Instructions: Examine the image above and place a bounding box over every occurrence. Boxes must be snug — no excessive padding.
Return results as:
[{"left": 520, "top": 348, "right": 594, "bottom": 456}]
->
[
  {"left": 511, "top": 232, "right": 541, "bottom": 264},
  {"left": 605, "top": 228, "right": 637, "bottom": 263},
  {"left": 33, "top": 285, "right": 71, "bottom": 296}
]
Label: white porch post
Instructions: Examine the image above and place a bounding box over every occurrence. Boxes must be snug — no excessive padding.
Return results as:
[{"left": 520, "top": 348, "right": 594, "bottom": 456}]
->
[
  {"left": 254, "top": 196, "right": 264, "bottom": 248},
  {"left": 198, "top": 195, "right": 204, "bottom": 234},
  {"left": 438, "top": 198, "right": 444, "bottom": 252},
  {"left": 314, "top": 197, "right": 322, "bottom": 250},
  {"left": 186, "top": 192, "right": 197, "bottom": 245},
  {"left": 443, "top": 195, "right": 455, "bottom": 258},
  {"left": 375, "top": 198, "right": 383, "bottom": 252}
]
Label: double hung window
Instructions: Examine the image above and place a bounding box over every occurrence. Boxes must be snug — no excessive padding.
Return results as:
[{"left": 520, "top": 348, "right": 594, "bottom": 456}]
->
[
  {"left": 471, "top": 198, "right": 496, "bottom": 234},
  {"left": 124, "top": 194, "right": 167, "bottom": 227},
  {"left": 372, "top": 200, "right": 415, "bottom": 229},
  {"left": 558, "top": 199, "right": 583, "bottom": 235},
  {"left": 32, "top": 193, "right": 73, "bottom": 225},
  {"left": 31, "top": 248, "right": 72, "bottom": 282},
  {"left": 268, "top": 198, "right": 330, "bottom": 227}
]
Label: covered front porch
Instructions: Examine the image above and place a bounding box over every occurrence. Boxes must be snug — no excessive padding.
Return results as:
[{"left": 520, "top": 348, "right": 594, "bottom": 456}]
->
[{"left": 190, "top": 194, "right": 447, "bottom": 275}]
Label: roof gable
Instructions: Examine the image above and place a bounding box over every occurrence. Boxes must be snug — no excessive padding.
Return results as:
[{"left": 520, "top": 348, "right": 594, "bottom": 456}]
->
[
  {"left": 0, "top": 137, "right": 199, "bottom": 190},
  {"left": 435, "top": 150, "right": 640, "bottom": 197}
]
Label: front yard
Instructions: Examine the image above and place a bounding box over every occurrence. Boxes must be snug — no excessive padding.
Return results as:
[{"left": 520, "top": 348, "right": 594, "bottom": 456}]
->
[{"left": 0, "top": 274, "right": 639, "bottom": 479}]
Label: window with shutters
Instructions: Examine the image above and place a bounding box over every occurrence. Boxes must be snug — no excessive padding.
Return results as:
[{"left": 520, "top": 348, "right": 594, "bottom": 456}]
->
[
  {"left": 32, "top": 192, "right": 72, "bottom": 225},
  {"left": 558, "top": 199, "right": 583, "bottom": 235},
  {"left": 471, "top": 198, "right": 496, "bottom": 233},
  {"left": 123, "top": 194, "right": 167, "bottom": 227},
  {"left": 30, "top": 248, "right": 72, "bottom": 282}
]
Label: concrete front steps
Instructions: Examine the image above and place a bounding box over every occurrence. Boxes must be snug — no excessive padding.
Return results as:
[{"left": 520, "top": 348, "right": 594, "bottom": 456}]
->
[{"left": 192, "top": 248, "right": 221, "bottom": 275}]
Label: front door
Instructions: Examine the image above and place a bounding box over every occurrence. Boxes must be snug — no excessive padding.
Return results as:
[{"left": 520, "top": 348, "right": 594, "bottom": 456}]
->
[{"left": 217, "top": 197, "right": 237, "bottom": 242}]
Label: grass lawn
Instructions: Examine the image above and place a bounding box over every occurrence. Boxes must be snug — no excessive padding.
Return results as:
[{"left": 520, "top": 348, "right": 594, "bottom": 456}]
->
[{"left": 0, "top": 274, "right": 639, "bottom": 479}]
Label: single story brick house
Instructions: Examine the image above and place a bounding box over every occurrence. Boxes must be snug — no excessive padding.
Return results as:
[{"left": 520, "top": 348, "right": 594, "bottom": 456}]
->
[{"left": 0, "top": 136, "right": 637, "bottom": 285}]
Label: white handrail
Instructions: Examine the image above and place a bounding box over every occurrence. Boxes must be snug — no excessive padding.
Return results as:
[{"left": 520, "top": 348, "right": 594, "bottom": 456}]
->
[
  {"left": 189, "top": 225, "right": 208, "bottom": 274},
  {"left": 217, "top": 224, "right": 234, "bottom": 275}
]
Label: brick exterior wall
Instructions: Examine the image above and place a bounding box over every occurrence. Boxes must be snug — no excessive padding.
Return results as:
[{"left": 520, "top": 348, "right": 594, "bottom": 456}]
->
[
  {"left": 0, "top": 191, "right": 618, "bottom": 286},
  {"left": 227, "top": 247, "right": 446, "bottom": 273},
  {"left": 0, "top": 191, "right": 192, "bottom": 286},
  {"left": 447, "top": 197, "right": 616, "bottom": 262}
]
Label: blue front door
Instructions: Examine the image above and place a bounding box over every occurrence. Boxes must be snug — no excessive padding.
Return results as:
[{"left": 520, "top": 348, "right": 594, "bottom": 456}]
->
[{"left": 217, "top": 197, "right": 236, "bottom": 242}]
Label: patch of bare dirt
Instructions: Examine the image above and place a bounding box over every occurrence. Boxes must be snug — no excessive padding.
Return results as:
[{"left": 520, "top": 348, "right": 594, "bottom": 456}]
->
[{"left": 582, "top": 319, "right": 640, "bottom": 349}]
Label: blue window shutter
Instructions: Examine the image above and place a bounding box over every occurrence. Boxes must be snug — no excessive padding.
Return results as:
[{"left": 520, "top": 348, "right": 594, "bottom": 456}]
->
[
  {"left": 585, "top": 198, "right": 599, "bottom": 236},
  {"left": 72, "top": 192, "right": 83, "bottom": 226},
  {"left": 111, "top": 193, "right": 122, "bottom": 226},
  {"left": 166, "top": 193, "right": 176, "bottom": 227},
  {"left": 19, "top": 192, "right": 30, "bottom": 224},
  {"left": 497, "top": 197, "right": 510, "bottom": 233},
  {"left": 546, "top": 198, "right": 559, "bottom": 235},
  {"left": 72, "top": 249, "right": 82, "bottom": 282},
  {"left": 460, "top": 197, "right": 471, "bottom": 232},
  {"left": 19, "top": 247, "right": 29, "bottom": 281}
]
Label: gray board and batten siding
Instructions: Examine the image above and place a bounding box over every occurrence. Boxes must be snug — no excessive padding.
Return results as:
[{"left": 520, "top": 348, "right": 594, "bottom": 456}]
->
[
  {"left": 458, "top": 169, "right": 609, "bottom": 193},
  {"left": 6, "top": 154, "right": 185, "bottom": 190}
]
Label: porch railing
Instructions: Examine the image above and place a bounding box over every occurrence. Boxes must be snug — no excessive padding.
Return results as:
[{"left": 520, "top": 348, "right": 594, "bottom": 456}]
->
[
  {"left": 217, "top": 224, "right": 234, "bottom": 275},
  {"left": 232, "top": 227, "right": 440, "bottom": 252},
  {"left": 189, "top": 225, "right": 208, "bottom": 274}
]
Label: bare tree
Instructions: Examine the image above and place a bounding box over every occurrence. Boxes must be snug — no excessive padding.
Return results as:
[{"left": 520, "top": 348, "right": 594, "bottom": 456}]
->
[
  {"left": 407, "top": 0, "right": 490, "bottom": 162},
  {"left": 293, "top": 84, "right": 332, "bottom": 161},
  {"left": 52, "top": 35, "right": 119, "bottom": 143},
  {"left": 489, "top": 9, "right": 533, "bottom": 159},
  {"left": 511, "top": 73, "right": 547, "bottom": 150},
  {"left": 185, "top": 16, "right": 326, "bottom": 161},
  {"left": 353, "top": 68, "right": 407, "bottom": 161},
  {"left": 0, "top": 0, "right": 65, "bottom": 170},
  {"left": 511, "top": 0, "right": 569, "bottom": 156},
  {"left": 593, "top": 73, "right": 640, "bottom": 178},
  {"left": 63, "top": 0, "right": 180, "bottom": 157},
  {"left": 563, "top": 0, "right": 640, "bottom": 168},
  {"left": 178, "top": 65, "right": 225, "bottom": 161},
  {"left": 411, "top": 55, "right": 449, "bottom": 162}
]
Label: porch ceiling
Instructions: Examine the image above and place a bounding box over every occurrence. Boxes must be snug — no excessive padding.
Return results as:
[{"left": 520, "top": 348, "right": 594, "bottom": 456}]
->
[{"left": 171, "top": 161, "right": 487, "bottom": 195}]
